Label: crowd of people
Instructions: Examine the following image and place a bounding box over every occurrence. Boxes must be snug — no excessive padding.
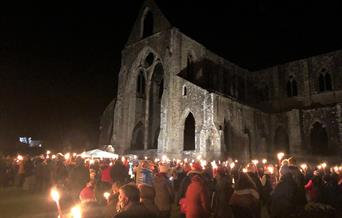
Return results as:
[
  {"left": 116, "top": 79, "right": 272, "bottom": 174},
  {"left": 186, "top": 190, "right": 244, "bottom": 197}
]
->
[{"left": 0, "top": 152, "right": 341, "bottom": 218}]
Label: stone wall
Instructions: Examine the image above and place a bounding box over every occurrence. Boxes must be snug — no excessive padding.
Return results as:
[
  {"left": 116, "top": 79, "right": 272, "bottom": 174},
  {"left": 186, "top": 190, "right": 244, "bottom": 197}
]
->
[
  {"left": 301, "top": 105, "right": 341, "bottom": 155},
  {"left": 101, "top": 1, "right": 342, "bottom": 160}
]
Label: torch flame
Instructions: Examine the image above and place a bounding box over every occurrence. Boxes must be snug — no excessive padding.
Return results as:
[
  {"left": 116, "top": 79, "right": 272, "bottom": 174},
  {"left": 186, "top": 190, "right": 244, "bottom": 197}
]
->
[
  {"left": 277, "top": 152, "right": 285, "bottom": 161},
  {"left": 17, "top": 155, "right": 23, "bottom": 161},
  {"left": 103, "top": 192, "right": 110, "bottom": 200},
  {"left": 71, "top": 205, "right": 82, "bottom": 218},
  {"left": 300, "top": 164, "right": 307, "bottom": 170},
  {"left": 321, "top": 162, "right": 327, "bottom": 169},
  {"left": 50, "top": 188, "right": 60, "bottom": 202},
  {"left": 267, "top": 166, "right": 274, "bottom": 174},
  {"left": 252, "top": 159, "right": 259, "bottom": 165},
  {"left": 64, "top": 153, "right": 70, "bottom": 160}
]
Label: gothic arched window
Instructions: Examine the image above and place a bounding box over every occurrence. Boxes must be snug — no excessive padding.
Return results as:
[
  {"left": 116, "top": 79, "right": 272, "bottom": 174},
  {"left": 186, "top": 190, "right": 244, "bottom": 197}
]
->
[
  {"left": 325, "top": 73, "right": 332, "bottom": 91},
  {"left": 142, "top": 10, "right": 153, "bottom": 38},
  {"left": 183, "top": 113, "right": 195, "bottom": 151},
  {"left": 137, "top": 71, "right": 145, "bottom": 97},
  {"left": 318, "top": 70, "right": 333, "bottom": 92},
  {"left": 183, "top": 85, "right": 187, "bottom": 96},
  {"left": 286, "top": 76, "right": 298, "bottom": 97},
  {"left": 319, "top": 74, "right": 325, "bottom": 92}
]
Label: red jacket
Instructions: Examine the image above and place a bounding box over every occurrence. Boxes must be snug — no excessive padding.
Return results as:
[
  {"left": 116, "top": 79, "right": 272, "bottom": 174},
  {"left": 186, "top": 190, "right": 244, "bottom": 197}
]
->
[
  {"left": 185, "top": 175, "right": 210, "bottom": 218},
  {"left": 101, "top": 166, "right": 112, "bottom": 184}
]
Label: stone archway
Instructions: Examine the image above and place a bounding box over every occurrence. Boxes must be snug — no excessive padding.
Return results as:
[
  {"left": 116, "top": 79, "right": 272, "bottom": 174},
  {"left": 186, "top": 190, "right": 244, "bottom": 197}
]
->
[
  {"left": 147, "top": 63, "right": 164, "bottom": 149},
  {"left": 310, "top": 122, "right": 328, "bottom": 154},
  {"left": 131, "top": 122, "right": 144, "bottom": 150},
  {"left": 184, "top": 113, "right": 195, "bottom": 151}
]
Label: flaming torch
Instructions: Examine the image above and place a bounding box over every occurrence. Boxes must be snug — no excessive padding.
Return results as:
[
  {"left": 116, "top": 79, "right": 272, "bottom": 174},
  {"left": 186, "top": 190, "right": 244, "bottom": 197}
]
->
[
  {"left": 252, "top": 159, "right": 259, "bottom": 165},
  {"left": 277, "top": 152, "right": 285, "bottom": 163},
  {"left": 70, "top": 205, "right": 81, "bottom": 218},
  {"left": 50, "top": 187, "right": 62, "bottom": 217},
  {"left": 267, "top": 166, "right": 274, "bottom": 174},
  {"left": 103, "top": 192, "right": 110, "bottom": 201},
  {"left": 300, "top": 163, "right": 307, "bottom": 172}
]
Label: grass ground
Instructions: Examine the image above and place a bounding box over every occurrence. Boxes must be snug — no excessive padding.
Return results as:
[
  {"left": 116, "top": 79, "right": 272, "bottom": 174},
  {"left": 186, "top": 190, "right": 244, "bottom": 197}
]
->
[
  {"left": 0, "top": 187, "right": 58, "bottom": 218},
  {"left": 0, "top": 187, "right": 180, "bottom": 218}
]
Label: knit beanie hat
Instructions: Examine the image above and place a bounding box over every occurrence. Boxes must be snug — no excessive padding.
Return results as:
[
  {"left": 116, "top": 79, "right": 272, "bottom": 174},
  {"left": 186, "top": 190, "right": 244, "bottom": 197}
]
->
[
  {"left": 187, "top": 162, "right": 202, "bottom": 175},
  {"left": 191, "top": 162, "right": 202, "bottom": 171}
]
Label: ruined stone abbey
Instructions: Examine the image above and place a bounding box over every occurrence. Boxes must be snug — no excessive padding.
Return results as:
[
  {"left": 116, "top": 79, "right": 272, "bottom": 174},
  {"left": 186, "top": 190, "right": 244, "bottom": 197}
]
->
[{"left": 99, "top": 0, "right": 342, "bottom": 161}]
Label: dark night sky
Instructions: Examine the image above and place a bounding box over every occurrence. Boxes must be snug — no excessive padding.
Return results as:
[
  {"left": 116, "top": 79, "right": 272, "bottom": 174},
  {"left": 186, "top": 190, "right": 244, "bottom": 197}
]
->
[{"left": 0, "top": 0, "right": 341, "bottom": 151}]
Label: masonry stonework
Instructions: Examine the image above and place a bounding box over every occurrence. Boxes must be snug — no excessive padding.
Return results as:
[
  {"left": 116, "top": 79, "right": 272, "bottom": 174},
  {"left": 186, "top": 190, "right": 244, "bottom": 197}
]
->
[{"left": 100, "top": 0, "right": 342, "bottom": 161}]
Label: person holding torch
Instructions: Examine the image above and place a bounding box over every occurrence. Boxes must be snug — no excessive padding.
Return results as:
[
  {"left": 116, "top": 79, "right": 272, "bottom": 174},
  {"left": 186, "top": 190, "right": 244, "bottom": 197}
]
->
[
  {"left": 78, "top": 181, "right": 104, "bottom": 218},
  {"left": 103, "top": 181, "right": 123, "bottom": 217},
  {"left": 50, "top": 187, "right": 62, "bottom": 218}
]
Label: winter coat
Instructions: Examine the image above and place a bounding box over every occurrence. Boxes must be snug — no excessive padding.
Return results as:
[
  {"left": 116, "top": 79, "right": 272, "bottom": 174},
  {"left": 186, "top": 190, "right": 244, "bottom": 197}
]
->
[
  {"left": 213, "top": 174, "right": 234, "bottom": 218},
  {"left": 113, "top": 202, "right": 157, "bottom": 218},
  {"left": 136, "top": 168, "right": 153, "bottom": 186},
  {"left": 139, "top": 185, "right": 160, "bottom": 217},
  {"left": 269, "top": 173, "right": 300, "bottom": 218},
  {"left": 177, "top": 174, "right": 191, "bottom": 204},
  {"left": 141, "top": 198, "right": 160, "bottom": 217},
  {"left": 69, "top": 164, "right": 90, "bottom": 192},
  {"left": 185, "top": 174, "right": 210, "bottom": 218},
  {"left": 247, "top": 172, "right": 265, "bottom": 203},
  {"left": 260, "top": 174, "right": 273, "bottom": 205},
  {"left": 153, "top": 173, "right": 174, "bottom": 212},
  {"left": 101, "top": 166, "right": 113, "bottom": 184},
  {"left": 110, "top": 162, "right": 128, "bottom": 183},
  {"left": 105, "top": 192, "right": 119, "bottom": 218},
  {"left": 229, "top": 188, "right": 260, "bottom": 218}
]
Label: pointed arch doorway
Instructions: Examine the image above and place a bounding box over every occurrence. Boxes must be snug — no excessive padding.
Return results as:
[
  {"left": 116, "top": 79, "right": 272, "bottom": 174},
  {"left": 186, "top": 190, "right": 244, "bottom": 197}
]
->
[{"left": 183, "top": 113, "right": 195, "bottom": 151}]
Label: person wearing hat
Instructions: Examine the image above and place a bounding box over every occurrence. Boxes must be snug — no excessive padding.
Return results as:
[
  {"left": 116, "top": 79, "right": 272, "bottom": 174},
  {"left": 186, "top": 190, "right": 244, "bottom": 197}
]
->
[
  {"left": 69, "top": 157, "right": 90, "bottom": 201},
  {"left": 138, "top": 183, "right": 160, "bottom": 217},
  {"left": 212, "top": 166, "right": 234, "bottom": 218},
  {"left": 229, "top": 172, "right": 260, "bottom": 218},
  {"left": 287, "top": 156, "right": 307, "bottom": 209},
  {"left": 184, "top": 164, "right": 210, "bottom": 218},
  {"left": 79, "top": 181, "right": 104, "bottom": 218},
  {"left": 114, "top": 184, "right": 157, "bottom": 218},
  {"left": 135, "top": 160, "right": 154, "bottom": 187},
  {"left": 79, "top": 181, "right": 97, "bottom": 203},
  {"left": 153, "top": 164, "right": 174, "bottom": 218},
  {"left": 246, "top": 163, "right": 265, "bottom": 215},
  {"left": 188, "top": 162, "right": 203, "bottom": 175},
  {"left": 269, "top": 164, "right": 303, "bottom": 218},
  {"left": 176, "top": 161, "right": 208, "bottom": 218}
]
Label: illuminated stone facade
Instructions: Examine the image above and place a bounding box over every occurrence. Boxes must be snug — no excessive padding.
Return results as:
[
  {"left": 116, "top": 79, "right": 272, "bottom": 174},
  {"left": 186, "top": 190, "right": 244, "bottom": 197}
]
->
[{"left": 100, "top": 0, "right": 342, "bottom": 161}]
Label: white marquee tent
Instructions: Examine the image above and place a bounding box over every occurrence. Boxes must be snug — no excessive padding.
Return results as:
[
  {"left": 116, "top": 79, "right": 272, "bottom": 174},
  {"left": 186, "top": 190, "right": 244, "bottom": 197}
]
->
[{"left": 78, "top": 149, "right": 118, "bottom": 159}]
